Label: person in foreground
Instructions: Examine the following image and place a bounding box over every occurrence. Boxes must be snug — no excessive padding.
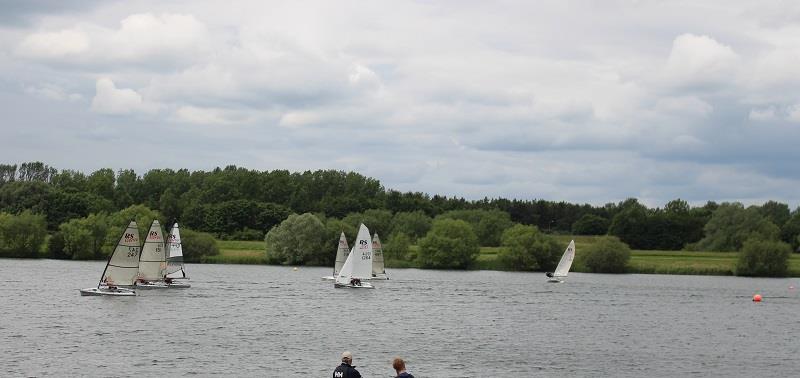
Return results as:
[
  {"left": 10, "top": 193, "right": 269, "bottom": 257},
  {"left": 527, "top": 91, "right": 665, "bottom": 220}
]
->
[
  {"left": 333, "top": 351, "right": 361, "bottom": 378},
  {"left": 392, "top": 357, "right": 414, "bottom": 378}
]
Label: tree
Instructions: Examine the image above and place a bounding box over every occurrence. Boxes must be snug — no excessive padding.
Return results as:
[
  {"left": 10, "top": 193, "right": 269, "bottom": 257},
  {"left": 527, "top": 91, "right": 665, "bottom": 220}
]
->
[
  {"left": 583, "top": 236, "right": 631, "bottom": 273},
  {"left": 437, "top": 209, "right": 513, "bottom": 247},
  {"left": 779, "top": 211, "right": 800, "bottom": 251},
  {"left": 608, "top": 199, "right": 649, "bottom": 249},
  {"left": 391, "top": 210, "right": 433, "bottom": 241},
  {"left": 265, "top": 213, "right": 329, "bottom": 265},
  {"left": 498, "top": 224, "right": 561, "bottom": 271},
  {"left": 571, "top": 214, "right": 609, "bottom": 235},
  {"left": 417, "top": 219, "right": 479, "bottom": 269},
  {"left": 181, "top": 228, "right": 220, "bottom": 262},
  {"left": 691, "top": 203, "right": 780, "bottom": 252},
  {"left": 0, "top": 211, "right": 47, "bottom": 258},
  {"left": 384, "top": 232, "right": 412, "bottom": 261},
  {"left": 343, "top": 209, "right": 393, "bottom": 238},
  {"left": 735, "top": 238, "right": 791, "bottom": 277},
  {"left": 759, "top": 200, "right": 790, "bottom": 228},
  {"left": 59, "top": 212, "right": 110, "bottom": 260}
]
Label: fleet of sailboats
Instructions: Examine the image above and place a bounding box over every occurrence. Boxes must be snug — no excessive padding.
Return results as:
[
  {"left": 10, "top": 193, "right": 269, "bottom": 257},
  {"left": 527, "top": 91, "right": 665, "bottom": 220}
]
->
[{"left": 334, "top": 224, "right": 375, "bottom": 289}]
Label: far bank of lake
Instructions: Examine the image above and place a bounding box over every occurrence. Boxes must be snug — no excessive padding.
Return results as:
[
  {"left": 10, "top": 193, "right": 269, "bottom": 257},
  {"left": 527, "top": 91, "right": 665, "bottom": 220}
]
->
[{"left": 209, "top": 238, "right": 800, "bottom": 277}]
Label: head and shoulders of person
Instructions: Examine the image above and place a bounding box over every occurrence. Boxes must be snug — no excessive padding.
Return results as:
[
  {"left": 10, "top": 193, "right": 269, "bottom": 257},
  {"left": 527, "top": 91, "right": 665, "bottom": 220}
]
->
[
  {"left": 393, "top": 357, "right": 414, "bottom": 378},
  {"left": 334, "top": 351, "right": 361, "bottom": 378}
]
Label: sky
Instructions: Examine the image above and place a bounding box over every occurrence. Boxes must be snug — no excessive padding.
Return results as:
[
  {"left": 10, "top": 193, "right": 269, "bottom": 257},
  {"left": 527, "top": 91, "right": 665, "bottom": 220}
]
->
[{"left": 1, "top": 0, "right": 799, "bottom": 208}]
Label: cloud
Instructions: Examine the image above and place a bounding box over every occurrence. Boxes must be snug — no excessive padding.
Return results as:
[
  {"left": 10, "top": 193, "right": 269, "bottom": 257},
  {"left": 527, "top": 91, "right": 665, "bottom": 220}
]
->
[
  {"left": 748, "top": 106, "right": 778, "bottom": 121},
  {"left": 662, "top": 34, "right": 740, "bottom": 89},
  {"left": 173, "top": 105, "right": 253, "bottom": 125},
  {"left": 90, "top": 78, "right": 152, "bottom": 115},
  {"left": 16, "top": 29, "right": 89, "bottom": 58},
  {"left": 25, "top": 84, "right": 83, "bottom": 102},
  {"left": 788, "top": 104, "right": 800, "bottom": 123},
  {"left": 655, "top": 96, "right": 713, "bottom": 117}
]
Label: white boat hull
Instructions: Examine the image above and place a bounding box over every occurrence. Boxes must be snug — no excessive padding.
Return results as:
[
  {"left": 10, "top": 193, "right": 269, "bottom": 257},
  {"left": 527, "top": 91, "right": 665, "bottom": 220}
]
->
[
  {"left": 334, "top": 282, "right": 375, "bottom": 289},
  {"left": 79, "top": 287, "right": 136, "bottom": 296},
  {"left": 546, "top": 278, "right": 565, "bottom": 283},
  {"left": 370, "top": 274, "right": 389, "bottom": 280},
  {"left": 321, "top": 276, "right": 335, "bottom": 281}
]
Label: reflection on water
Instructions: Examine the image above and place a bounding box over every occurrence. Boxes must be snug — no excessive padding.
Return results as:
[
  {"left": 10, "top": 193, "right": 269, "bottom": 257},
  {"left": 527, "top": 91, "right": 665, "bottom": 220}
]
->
[{"left": 1, "top": 259, "right": 799, "bottom": 377}]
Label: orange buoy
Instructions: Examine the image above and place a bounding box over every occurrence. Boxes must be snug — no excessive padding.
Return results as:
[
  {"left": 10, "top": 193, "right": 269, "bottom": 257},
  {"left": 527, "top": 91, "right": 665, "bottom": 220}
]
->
[{"left": 752, "top": 294, "right": 762, "bottom": 302}]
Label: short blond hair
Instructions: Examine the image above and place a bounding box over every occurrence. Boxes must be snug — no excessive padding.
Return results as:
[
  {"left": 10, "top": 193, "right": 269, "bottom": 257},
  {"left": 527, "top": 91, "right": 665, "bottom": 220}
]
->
[{"left": 392, "top": 357, "right": 406, "bottom": 371}]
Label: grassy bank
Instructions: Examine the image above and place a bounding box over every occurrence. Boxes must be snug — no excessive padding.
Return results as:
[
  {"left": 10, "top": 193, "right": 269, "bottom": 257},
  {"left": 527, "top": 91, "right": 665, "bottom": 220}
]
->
[{"left": 214, "top": 237, "right": 800, "bottom": 277}]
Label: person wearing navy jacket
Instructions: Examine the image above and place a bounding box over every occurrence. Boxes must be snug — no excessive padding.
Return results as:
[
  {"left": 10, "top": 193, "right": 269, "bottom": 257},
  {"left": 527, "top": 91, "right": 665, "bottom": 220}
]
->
[{"left": 333, "top": 351, "right": 361, "bottom": 378}]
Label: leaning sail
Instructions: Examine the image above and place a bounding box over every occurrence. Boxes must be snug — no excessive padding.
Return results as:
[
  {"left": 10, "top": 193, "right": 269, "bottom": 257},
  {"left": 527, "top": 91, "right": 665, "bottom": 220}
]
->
[
  {"left": 351, "top": 224, "right": 373, "bottom": 279},
  {"left": 138, "top": 220, "right": 166, "bottom": 281},
  {"left": 553, "top": 240, "right": 576, "bottom": 277},
  {"left": 166, "top": 223, "right": 186, "bottom": 279},
  {"left": 335, "top": 248, "right": 355, "bottom": 285},
  {"left": 371, "top": 233, "right": 385, "bottom": 276},
  {"left": 102, "top": 221, "right": 141, "bottom": 287},
  {"left": 333, "top": 232, "right": 350, "bottom": 277}
]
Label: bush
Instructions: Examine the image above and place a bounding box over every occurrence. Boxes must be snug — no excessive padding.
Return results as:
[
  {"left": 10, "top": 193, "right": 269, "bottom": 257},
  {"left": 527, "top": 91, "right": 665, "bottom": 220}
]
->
[
  {"left": 390, "top": 211, "right": 432, "bottom": 241},
  {"left": 47, "top": 231, "right": 68, "bottom": 259},
  {"left": 417, "top": 219, "right": 479, "bottom": 269},
  {"left": 0, "top": 211, "right": 48, "bottom": 258},
  {"left": 385, "top": 232, "right": 412, "bottom": 261},
  {"left": 735, "top": 238, "right": 791, "bottom": 277},
  {"left": 181, "top": 228, "right": 220, "bottom": 262},
  {"left": 230, "top": 228, "right": 264, "bottom": 241},
  {"left": 498, "top": 224, "right": 561, "bottom": 271},
  {"left": 583, "top": 236, "right": 631, "bottom": 273},
  {"left": 265, "top": 213, "right": 329, "bottom": 265}
]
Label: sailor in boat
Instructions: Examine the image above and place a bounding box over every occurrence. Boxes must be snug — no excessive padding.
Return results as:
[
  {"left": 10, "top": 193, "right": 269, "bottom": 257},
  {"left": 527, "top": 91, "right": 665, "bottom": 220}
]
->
[
  {"left": 545, "top": 272, "right": 554, "bottom": 278},
  {"left": 164, "top": 277, "right": 173, "bottom": 284},
  {"left": 333, "top": 351, "right": 362, "bottom": 378},
  {"left": 350, "top": 278, "right": 362, "bottom": 287}
]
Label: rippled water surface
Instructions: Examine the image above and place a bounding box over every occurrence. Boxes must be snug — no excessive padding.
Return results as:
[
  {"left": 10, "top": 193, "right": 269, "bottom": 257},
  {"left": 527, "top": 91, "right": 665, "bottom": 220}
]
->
[{"left": 1, "top": 259, "right": 799, "bottom": 377}]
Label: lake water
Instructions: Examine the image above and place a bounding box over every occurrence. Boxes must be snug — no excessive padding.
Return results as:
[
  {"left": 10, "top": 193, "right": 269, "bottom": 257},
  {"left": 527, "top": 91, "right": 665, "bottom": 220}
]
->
[{"left": 1, "top": 259, "right": 799, "bottom": 377}]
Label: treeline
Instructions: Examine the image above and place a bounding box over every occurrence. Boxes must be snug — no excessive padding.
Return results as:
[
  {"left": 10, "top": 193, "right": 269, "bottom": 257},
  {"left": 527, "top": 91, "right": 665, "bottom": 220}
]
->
[{"left": 1, "top": 162, "right": 799, "bottom": 262}]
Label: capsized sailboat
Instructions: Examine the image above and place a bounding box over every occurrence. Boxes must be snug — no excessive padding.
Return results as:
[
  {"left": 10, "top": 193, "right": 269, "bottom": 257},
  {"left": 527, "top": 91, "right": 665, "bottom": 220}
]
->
[
  {"left": 164, "top": 223, "right": 190, "bottom": 288},
  {"left": 79, "top": 221, "right": 140, "bottom": 296},
  {"left": 334, "top": 224, "right": 375, "bottom": 289},
  {"left": 370, "top": 233, "right": 388, "bottom": 280},
  {"left": 322, "top": 231, "right": 350, "bottom": 281},
  {"left": 135, "top": 220, "right": 169, "bottom": 289},
  {"left": 546, "top": 240, "right": 575, "bottom": 283}
]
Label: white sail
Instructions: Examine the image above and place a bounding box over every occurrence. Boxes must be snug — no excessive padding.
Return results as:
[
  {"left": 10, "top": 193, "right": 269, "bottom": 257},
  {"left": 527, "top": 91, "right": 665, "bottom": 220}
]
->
[
  {"left": 553, "top": 240, "right": 576, "bottom": 277},
  {"left": 166, "top": 223, "right": 187, "bottom": 279},
  {"left": 333, "top": 232, "right": 350, "bottom": 277},
  {"left": 138, "top": 220, "right": 166, "bottom": 281},
  {"left": 335, "top": 246, "right": 356, "bottom": 285},
  {"left": 371, "top": 233, "right": 385, "bottom": 276},
  {"left": 101, "top": 221, "right": 141, "bottom": 287},
  {"left": 351, "top": 224, "right": 373, "bottom": 279}
]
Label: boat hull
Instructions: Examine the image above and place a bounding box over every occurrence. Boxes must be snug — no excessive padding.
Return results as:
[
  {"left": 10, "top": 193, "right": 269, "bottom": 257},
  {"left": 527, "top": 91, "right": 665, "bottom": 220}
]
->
[
  {"left": 79, "top": 287, "right": 136, "bottom": 296},
  {"left": 136, "top": 281, "right": 191, "bottom": 289},
  {"left": 321, "top": 276, "right": 335, "bottom": 281},
  {"left": 334, "top": 282, "right": 375, "bottom": 289},
  {"left": 370, "top": 274, "right": 389, "bottom": 280},
  {"left": 546, "top": 278, "right": 565, "bottom": 283}
]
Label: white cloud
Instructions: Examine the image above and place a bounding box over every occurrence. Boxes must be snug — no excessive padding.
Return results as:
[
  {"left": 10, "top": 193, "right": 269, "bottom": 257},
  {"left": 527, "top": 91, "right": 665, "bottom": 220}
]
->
[
  {"left": 90, "top": 78, "right": 151, "bottom": 115},
  {"left": 663, "top": 34, "right": 740, "bottom": 88},
  {"left": 655, "top": 96, "right": 713, "bottom": 117},
  {"left": 16, "top": 29, "right": 89, "bottom": 58},
  {"left": 787, "top": 104, "right": 800, "bottom": 123},
  {"left": 748, "top": 106, "right": 777, "bottom": 121},
  {"left": 173, "top": 105, "right": 252, "bottom": 125},
  {"left": 25, "top": 84, "right": 83, "bottom": 102}
]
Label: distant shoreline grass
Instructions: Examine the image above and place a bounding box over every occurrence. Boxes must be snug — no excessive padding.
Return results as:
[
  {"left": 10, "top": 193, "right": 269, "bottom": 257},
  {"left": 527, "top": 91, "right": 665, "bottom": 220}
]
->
[{"left": 214, "top": 237, "right": 800, "bottom": 277}]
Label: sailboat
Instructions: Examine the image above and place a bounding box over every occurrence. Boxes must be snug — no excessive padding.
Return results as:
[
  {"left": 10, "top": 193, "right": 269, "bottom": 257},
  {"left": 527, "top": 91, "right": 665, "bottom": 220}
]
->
[
  {"left": 79, "top": 221, "right": 140, "bottom": 296},
  {"left": 322, "top": 231, "right": 351, "bottom": 281},
  {"left": 334, "top": 224, "right": 375, "bottom": 289},
  {"left": 370, "top": 233, "right": 389, "bottom": 280},
  {"left": 546, "top": 240, "right": 576, "bottom": 283},
  {"left": 164, "top": 223, "right": 190, "bottom": 288},
  {"left": 135, "top": 220, "right": 169, "bottom": 289}
]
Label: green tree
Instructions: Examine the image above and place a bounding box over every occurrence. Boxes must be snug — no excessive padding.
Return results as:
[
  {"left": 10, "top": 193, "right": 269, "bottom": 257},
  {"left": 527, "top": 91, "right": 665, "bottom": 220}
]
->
[
  {"left": 390, "top": 210, "right": 432, "bottom": 241},
  {"left": 759, "top": 200, "right": 790, "bottom": 228},
  {"left": 384, "top": 232, "right": 412, "bottom": 261},
  {"left": 181, "top": 228, "right": 220, "bottom": 262},
  {"left": 59, "top": 212, "right": 110, "bottom": 260},
  {"left": 692, "top": 203, "right": 780, "bottom": 252},
  {"left": 583, "top": 236, "right": 631, "bottom": 273},
  {"left": 417, "top": 219, "right": 480, "bottom": 269},
  {"left": 779, "top": 211, "right": 800, "bottom": 251},
  {"left": 498, "top": 224, "right": 561, "bottom": 271},
  {"left": 0, "top": 211, "right": 48, "bottom": 258},
  {"left": 343, "top": 209, "right": 393, "bottom": 238},
  {"left": 608, "top": 199, "right": 649, "bottom": 249},
  {"left": 265, "top": 213, "right": 329, "bottom": 265},
  {"left": 571, "top": 214, "right": 609, "bottom": 235},
  {"left": 437, "top": 209, "right": 513, "bottom": 247},
  {"left": 735, "top": 238, "right": 791, "bottom": 277}
]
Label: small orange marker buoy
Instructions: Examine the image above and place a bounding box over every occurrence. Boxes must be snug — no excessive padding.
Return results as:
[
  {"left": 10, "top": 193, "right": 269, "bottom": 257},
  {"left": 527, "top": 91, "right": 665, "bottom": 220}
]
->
[{"left": 753, "top": 294, "right": 762, "bottom": 302}]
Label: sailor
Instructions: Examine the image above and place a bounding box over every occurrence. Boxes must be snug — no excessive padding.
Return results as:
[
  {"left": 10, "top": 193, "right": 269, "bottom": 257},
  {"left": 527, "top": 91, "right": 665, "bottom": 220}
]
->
[
  {"left": 545, "top": 272, "right": 554, "bottom": 278},
  {"left": 392, "top": 357, "right": 414, "bottom": 378},
  {"left": 333, "top": 351, "right": 361, "bottom": 378}
]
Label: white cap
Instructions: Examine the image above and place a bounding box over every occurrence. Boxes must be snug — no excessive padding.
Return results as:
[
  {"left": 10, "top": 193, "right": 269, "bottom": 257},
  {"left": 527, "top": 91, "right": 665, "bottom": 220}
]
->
[{"left": 341, "top": 351, "right": 353, "bottom": 360}]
